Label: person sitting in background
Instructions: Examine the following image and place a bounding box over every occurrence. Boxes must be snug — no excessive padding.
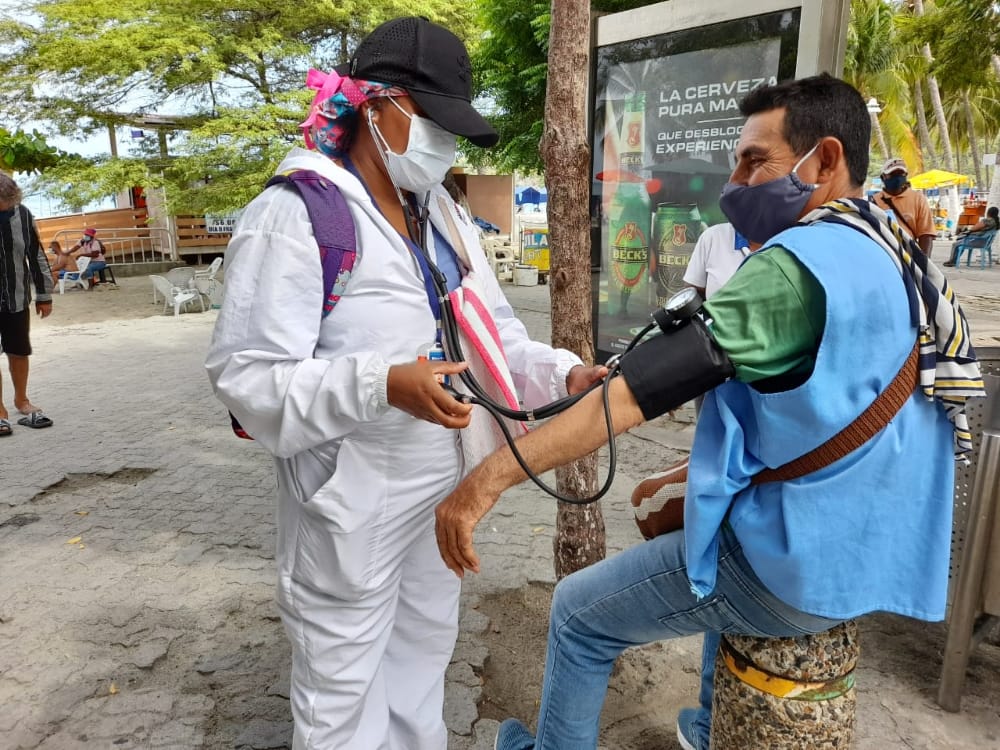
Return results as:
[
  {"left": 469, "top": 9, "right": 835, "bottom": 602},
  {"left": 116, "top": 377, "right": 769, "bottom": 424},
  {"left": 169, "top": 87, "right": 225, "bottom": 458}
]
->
[
  {"left": 46, "top": 239, "right": 75, "bottom": 284},
  {"left": 68, "top": 228, "right": 107, "bottom": 289},
  {"left": 943, "top": 206, "right": 999, "bottom": 267}
]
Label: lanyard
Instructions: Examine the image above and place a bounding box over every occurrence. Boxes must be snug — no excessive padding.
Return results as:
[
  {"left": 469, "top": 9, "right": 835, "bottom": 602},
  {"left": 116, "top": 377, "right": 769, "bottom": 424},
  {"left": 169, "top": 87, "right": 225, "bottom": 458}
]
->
[
  {"left": 341, "top": 156, "right": 443, "bottom": 339},
  {"left": 404, "top": 232, "right": 444, "bottom": 337}
]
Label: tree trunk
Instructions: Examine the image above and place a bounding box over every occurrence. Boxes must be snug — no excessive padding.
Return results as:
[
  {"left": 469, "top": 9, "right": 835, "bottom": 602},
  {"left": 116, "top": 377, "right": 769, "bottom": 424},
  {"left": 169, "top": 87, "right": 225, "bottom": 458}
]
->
[
  {"left": 987, "top": 132, "right": 1000, "bottom": 209},
  {"left": 871, "top": 112, "right": 889, "bottom": 161},
  {"left": 913, "top": 79, "right": 934, "bottom": 168},
  {"left": 913, "top": 0, "right": 954, "bottom": 171},
  {"left": 963, "top": 90, "right": 983, "bottom": 189},
  {"left": 927, "top": 75, "right": 955, "bottom": 171},
  {"left": 989, "top": 58, "right": 1000, "bottom": 206},
  {"left": 542, "top": 0, "right": 606, "bottom": 580}
]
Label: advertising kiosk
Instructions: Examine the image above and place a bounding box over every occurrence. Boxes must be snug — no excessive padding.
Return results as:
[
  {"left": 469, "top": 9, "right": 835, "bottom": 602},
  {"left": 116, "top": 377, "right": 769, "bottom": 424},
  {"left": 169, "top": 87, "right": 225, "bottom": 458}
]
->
[{"left": 591, "top": 0, "right": 849, "bottom": 363}]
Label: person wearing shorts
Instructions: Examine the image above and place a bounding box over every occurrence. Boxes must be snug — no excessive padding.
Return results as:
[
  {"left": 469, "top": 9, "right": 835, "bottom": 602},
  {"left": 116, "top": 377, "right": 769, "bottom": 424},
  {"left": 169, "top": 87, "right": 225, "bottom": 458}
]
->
[{"left": 0, "top": 173, "right": 54, "bottom": 435}]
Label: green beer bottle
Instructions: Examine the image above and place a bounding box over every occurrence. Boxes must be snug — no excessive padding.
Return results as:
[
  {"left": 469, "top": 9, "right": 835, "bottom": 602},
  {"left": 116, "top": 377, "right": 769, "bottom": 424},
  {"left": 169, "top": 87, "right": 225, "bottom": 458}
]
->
[{"left": 606, "top": 93, "right": 651, "bottom": 317}]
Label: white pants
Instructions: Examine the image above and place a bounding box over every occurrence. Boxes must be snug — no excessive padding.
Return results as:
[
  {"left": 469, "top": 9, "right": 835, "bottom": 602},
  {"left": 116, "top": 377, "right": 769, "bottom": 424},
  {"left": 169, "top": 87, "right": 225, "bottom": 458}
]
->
[{"left": 275, "top": 437, "right": 462, "bottom": 750}]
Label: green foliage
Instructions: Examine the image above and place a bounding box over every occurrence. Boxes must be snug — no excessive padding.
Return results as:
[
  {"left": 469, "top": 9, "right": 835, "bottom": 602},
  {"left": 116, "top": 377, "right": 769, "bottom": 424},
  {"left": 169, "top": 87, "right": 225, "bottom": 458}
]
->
[
  {"left": 164, "top": 100, "right": 306, "bottom": 213},
  {"left": 858, "top": 0, "right": 1000, "bottom": 178},
  {"left": 472, "top": 0, "right": 660, "bottom": 175},
  {"left": 469, "top": 0, "right": 550, "bottom": 174},
  {"left": 0, "top": 128, "right": 72, "bottom": 174},
  {"left": 906, "top": 0, "right": 999, "bottom": 90},
  {"left": 843, "top": 0, "right": 922, "bottom": 172},
  {"left": 0, "top": 0, "right": 473, "bottom": 213},
  {"left": 35, "top": 156, "right": 155, "bottom": 211}
]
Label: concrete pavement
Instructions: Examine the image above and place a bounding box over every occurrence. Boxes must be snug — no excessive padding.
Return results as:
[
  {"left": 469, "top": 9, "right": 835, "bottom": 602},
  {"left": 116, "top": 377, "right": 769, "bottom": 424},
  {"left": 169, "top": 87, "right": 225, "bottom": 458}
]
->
[{"left": 1, "top": 256, "right": 999, "bottom": 748}]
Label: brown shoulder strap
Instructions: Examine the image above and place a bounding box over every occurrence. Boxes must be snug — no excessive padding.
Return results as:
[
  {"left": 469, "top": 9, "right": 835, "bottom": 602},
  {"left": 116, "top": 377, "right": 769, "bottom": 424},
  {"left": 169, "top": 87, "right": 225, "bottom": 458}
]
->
[
  {"left": 751, "top": 342, "right": 919, "bottom": 486},
  {"left": 880, "top": 194, "right": 918, "bottom": 239}
]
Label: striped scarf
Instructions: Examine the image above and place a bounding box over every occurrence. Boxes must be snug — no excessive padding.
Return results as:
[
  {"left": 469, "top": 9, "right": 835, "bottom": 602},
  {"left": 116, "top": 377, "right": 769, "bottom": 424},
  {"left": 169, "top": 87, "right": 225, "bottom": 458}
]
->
[{"left": 801, "top": 198, "right": 985, "bottom": 458}]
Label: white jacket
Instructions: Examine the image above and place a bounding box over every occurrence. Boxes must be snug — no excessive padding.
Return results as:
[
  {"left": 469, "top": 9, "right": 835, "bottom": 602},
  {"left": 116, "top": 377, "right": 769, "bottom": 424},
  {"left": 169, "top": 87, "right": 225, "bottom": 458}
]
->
[{"left": 206, "top": 148, "right": 581, "bottom": 506}]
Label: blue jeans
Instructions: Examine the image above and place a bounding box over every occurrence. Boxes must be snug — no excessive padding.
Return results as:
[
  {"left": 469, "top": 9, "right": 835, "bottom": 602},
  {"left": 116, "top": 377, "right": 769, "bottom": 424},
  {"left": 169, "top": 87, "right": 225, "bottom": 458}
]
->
[
  {"left": 82, "top": 260, "right": 107, "bottom": 280},
  {"left": 530, "top": 526, "right": 841, "bottom": 749}
]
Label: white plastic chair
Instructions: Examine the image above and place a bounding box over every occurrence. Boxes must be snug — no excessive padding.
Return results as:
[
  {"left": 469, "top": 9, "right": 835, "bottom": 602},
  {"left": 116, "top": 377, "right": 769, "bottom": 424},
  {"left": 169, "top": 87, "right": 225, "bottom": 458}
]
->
[
  {"left": 166, "top": 266, "right": 196, "bottom": 289},
  {"left": 194, "top": 257, "right": 223, "bottom": 281},
  {"left": 192, "top": 258, "right": 224, "bottom": 306},
  {"left": 59, "top": 257, "right": 91, "bottom": 294},
  {"left": 153, "top": 266, "right": 198, "bottom": 305},
  {"left": 149, "top": 274, "right": 205, "bottom": 317}
]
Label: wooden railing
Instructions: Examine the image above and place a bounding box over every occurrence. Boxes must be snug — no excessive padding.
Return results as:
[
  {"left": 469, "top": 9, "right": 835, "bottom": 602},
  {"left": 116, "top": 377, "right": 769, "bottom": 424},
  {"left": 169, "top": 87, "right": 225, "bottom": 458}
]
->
[
  {"left": 36, "top": 208, "right": 151, "bottom": 249},
  {"left": 35, "top": 207, "right": 232, "bottom": 262},
  {"left": 50, "top": 226, "right": 174, "bottom": 265}
]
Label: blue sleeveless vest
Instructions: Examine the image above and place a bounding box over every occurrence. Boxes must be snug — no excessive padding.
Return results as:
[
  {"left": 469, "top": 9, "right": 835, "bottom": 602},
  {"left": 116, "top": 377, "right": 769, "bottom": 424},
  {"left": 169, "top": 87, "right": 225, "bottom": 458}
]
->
[{"left": 685, "top": 222, "right": 954, "bottom": 621}]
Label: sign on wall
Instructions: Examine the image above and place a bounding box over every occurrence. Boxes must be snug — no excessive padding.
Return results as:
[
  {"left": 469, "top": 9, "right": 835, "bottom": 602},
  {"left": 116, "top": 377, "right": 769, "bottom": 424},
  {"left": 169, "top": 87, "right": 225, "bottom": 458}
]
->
[
  {"left": 204, "top": 212, "right": 242, "bottom": 235},
  {"left": 590, "top": 0, "right": 849, "bottom": 363}
]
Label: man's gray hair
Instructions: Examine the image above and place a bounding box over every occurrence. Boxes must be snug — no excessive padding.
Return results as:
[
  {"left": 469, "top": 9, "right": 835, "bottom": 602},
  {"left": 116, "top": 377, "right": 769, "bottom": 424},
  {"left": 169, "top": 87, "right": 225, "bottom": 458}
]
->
[{"left": 0, "top": 173, "right": 23, "bottom": 206}]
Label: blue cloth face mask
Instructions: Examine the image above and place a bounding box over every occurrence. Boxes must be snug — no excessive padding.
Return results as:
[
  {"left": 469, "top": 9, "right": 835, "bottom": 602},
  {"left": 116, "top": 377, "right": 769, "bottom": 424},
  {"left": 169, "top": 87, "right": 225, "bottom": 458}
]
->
[
  {"left": 882, "top": 174, "right": 907, "bottom": 194},
  {"left": 719, "top": 143, "right": 820, "bottom": 245}
]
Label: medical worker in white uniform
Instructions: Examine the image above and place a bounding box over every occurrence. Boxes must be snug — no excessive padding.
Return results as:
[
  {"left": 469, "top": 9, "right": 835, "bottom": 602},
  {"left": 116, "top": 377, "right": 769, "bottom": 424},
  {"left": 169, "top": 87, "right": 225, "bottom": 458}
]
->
[{"left": 206, "top": 16, "right": 604, "bottom": 750}]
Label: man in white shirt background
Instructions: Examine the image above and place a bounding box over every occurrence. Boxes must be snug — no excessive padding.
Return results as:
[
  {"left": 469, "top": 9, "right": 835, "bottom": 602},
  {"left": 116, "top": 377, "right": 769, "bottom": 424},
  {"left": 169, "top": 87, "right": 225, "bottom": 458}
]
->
[{"left": 683, "top": 222, "right": 761, "bottom": 299}]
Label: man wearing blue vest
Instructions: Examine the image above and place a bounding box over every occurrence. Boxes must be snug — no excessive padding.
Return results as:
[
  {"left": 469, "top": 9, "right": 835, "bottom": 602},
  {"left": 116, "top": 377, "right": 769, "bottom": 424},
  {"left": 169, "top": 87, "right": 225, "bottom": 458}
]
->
[{"left": 434, "top": 74, "right": 984, "bottom": 750}]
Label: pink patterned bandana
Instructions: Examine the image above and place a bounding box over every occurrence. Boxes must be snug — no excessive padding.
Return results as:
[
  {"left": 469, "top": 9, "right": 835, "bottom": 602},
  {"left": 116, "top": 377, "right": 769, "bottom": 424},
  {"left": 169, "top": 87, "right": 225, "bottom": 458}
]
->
[{"left": 299, "top": 68, "right": 406, "bottom": 157}]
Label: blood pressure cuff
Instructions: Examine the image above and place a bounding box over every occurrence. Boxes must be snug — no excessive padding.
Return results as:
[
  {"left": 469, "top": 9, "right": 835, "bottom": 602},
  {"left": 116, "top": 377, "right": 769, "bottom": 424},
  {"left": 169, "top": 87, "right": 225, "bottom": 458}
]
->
[{"left": 619, "top": 316, "right": 735, "bottom": 420}]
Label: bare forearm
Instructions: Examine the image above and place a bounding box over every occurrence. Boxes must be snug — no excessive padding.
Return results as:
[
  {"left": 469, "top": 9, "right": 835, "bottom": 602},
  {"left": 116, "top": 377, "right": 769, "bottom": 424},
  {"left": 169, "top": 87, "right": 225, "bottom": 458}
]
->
[
  {"left": 436, "top": 376, "right": 646, "bottom": 576},
  {"left": 472, "top": 376, "right": 645, "bottom": 496}
]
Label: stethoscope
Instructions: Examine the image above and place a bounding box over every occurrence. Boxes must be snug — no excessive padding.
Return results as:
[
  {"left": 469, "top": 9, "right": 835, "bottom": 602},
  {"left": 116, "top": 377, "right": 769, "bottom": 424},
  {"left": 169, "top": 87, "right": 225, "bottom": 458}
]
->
[
  {"left": 364, "top": 108, "right": 700, "bottom": 504},
  {"left": 403, "top": 192, "right": 701, "bottom": 505}
]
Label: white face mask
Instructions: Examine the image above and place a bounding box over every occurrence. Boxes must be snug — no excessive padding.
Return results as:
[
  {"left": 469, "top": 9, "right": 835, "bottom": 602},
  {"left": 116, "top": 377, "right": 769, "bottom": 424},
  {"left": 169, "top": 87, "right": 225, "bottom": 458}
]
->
[{"left": 368, "top": 98, "right": 457, "bottom": 194}]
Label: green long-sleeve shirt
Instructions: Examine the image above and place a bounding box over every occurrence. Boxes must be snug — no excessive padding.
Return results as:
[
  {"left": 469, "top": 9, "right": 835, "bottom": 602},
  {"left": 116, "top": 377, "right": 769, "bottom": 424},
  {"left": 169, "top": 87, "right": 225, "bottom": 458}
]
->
[{"left": 703, "top": 246, "right": 826, "bottom": 384}]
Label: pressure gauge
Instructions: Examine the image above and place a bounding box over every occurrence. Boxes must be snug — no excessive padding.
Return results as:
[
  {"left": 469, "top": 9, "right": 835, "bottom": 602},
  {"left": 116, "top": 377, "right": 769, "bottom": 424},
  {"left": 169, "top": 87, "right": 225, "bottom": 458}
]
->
[{"left": 652, "top": 287, "right": 704, "bottom": 331}]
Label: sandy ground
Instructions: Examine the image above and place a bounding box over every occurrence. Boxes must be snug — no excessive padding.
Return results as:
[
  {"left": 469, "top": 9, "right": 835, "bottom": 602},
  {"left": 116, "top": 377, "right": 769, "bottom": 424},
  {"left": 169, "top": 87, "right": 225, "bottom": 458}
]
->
[{"left": 35, "top": 272, "right": 192, "bottom": 330}]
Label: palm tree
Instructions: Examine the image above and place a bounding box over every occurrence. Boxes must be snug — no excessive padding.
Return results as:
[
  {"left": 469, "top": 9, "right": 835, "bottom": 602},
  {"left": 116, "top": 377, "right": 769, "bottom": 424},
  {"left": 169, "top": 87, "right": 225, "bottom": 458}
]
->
[
  {"left": 911, "top": 0, "right": 955, "bottom": 171},
  {"left": 844, "top": 0, "right": 920, "bottom": 172},
  {"left": 912, "top": 78, "right": 934, "bottom": 163},
  {"left": 914, "top": 0, "right": 1000, "bottom": 193},
  {"left": 913, "top": 0, "right": 1000, "bottom": 204}
]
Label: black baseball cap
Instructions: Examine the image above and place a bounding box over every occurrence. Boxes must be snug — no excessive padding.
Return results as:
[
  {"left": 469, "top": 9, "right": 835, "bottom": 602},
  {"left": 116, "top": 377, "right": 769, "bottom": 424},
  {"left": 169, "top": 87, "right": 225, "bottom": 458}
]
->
[{"left": 335, "top": 17, "right": 499, "bottom": 148}]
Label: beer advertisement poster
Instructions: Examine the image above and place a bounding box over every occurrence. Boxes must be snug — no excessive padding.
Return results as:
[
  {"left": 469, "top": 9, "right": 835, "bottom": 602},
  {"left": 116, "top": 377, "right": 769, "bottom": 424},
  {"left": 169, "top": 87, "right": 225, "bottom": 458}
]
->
[{"left": 590, "top": 9, "right": 801, "bottom": 362}]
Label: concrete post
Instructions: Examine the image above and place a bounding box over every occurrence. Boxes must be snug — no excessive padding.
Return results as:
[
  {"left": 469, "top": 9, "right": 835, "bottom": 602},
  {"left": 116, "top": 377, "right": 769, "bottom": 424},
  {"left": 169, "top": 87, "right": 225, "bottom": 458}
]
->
[{"left": 710, "top": 621, "right": 859, "bottom": 749}]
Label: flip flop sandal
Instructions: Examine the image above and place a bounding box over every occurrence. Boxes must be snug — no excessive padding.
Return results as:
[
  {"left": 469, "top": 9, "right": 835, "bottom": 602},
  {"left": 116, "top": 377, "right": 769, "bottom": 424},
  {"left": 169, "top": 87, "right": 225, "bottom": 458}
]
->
[
  {"left": 17, "top": 412, "right": 53, "bottom": 429},
  {"left": 0, "top": 418, "right": 11, "bottom": 437}
]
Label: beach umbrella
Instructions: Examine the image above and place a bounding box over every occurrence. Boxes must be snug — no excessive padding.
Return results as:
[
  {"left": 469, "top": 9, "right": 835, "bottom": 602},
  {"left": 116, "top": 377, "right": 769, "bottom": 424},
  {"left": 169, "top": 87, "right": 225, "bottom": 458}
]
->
[{"left": 909, "top": 170, "right": 971, "bottom": 190}]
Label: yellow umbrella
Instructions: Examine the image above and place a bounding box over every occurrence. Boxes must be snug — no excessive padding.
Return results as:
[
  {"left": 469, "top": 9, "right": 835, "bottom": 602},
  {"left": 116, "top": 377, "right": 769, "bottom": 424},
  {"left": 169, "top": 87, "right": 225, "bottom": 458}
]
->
[{"left": 908, "top": 169, "right": 971, "bottom": 190}]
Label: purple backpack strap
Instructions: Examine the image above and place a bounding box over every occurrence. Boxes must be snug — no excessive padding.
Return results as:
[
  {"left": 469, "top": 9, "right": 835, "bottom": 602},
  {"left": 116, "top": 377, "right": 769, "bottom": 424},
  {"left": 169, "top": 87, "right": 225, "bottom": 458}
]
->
[
  {"left": 231, "top": 169, "right": 357, "bottom": 441},
  {"left": 266, "top": 169, "right": 356, "bottom": 318}
]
